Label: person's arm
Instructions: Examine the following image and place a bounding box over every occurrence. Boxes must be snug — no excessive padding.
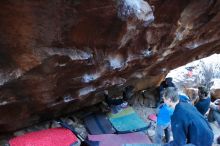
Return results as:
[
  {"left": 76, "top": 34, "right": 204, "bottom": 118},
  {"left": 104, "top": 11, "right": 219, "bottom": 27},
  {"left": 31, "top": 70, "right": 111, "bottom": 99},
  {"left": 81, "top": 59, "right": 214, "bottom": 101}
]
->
[
  {"left": 156, "top": 104, "right": 163, "bottom": 115},
  {"left": 159, "top": 81, "right": 165, "bottom": 92},
  {"left": 159, "top": 84, "right": 164, "bottom": 101},
  {"left": 214, "top": 99, "right": 220, "bottom": 105},
  {"left": 171, "top": 82, "right": 176, "bottom": 88},
  {"left": 210, "top": 102, "right": 220, "bottom": 111}
]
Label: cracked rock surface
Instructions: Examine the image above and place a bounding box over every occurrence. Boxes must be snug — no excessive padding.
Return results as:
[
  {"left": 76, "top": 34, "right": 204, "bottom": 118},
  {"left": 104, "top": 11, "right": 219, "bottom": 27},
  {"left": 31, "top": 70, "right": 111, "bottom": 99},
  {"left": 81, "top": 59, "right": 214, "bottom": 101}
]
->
[{"left": 0, "top": 0, "right": 220, "bottom": 134}]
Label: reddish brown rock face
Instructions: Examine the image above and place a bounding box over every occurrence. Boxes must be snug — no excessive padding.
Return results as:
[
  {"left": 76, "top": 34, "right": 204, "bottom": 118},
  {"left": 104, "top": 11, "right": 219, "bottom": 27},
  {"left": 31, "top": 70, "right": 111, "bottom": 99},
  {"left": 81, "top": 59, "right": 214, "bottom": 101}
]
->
[{"left": 0, "top": 0, "right": 220, "bottom": 134}]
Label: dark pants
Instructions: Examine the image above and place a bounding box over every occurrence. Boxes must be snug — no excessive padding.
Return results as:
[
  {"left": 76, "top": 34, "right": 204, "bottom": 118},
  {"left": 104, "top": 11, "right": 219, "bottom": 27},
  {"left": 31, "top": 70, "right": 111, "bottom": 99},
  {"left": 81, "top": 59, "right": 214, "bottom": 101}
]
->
[{"left": 154, "top": 124, "right": 171, "bottom": 144}]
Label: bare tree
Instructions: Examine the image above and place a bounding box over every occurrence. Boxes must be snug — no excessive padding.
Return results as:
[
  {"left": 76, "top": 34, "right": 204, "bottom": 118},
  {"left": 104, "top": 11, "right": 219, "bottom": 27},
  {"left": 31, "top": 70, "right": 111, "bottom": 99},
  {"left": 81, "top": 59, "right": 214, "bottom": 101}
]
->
[{"left": 196, "top": 60, "right": 220, "bottom": 89}]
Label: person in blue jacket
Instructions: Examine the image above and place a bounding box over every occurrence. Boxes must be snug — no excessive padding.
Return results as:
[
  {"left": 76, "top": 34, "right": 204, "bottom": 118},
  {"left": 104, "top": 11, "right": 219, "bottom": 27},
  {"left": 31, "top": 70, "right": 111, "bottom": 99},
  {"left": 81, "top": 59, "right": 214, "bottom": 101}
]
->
[
  {"left": 194, "top": 86, "right": 211, "bottom": 115},
  {"left": 162, "top": 87, "right": 213, "bottom": 146},
  {"left": 154, "top": 103, "right": 174, "bottom": 144}
]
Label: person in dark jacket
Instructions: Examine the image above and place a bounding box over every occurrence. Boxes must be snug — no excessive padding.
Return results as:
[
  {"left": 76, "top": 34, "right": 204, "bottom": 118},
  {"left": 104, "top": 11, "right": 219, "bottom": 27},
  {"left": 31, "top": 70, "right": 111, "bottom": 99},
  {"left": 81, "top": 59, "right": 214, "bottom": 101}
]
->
[
  {"left": 157, "top": 77, "right": 176, "bottom": 106},
  {"left": 162, "top": 87, "right": 214, "bottom": 146},
  {"left": 194, "top": 86, "right": 211, "bottom": 115}
]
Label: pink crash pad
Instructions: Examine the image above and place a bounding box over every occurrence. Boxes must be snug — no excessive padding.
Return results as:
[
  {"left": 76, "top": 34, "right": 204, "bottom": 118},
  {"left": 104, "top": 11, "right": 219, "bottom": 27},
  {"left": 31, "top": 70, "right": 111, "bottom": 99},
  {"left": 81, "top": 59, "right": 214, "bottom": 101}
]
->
[
  {"left": 9, "top": 128, "right": 78, "bottom": 146},
  {"left": 88, "top": 132, "right": 151, "bottom": 146}
]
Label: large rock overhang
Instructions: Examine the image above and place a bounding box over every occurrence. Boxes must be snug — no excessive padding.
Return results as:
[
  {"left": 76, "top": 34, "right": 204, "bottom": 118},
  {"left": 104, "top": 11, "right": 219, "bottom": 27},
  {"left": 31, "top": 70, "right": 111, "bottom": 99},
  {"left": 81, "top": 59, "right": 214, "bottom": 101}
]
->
[{"left": 0, "top": 0, "right": 220, "bottom": 134}]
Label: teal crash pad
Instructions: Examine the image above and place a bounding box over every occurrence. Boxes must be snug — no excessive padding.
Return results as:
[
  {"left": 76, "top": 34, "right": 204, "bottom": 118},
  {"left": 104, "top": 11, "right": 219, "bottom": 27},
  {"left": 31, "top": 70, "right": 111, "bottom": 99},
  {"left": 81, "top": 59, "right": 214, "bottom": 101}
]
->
[{"left": 108, "top": 107, "right": 148, "bottom": 133}]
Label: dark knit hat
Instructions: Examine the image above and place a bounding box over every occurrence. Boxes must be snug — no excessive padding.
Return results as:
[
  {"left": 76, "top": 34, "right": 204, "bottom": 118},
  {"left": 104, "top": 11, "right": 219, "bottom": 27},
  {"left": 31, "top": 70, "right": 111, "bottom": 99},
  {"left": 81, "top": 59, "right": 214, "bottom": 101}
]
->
[
  {"left": 165, "top": 77, "right": 173, "bottom": 83},
  {"left": 198, "top": 86, "right": 208, "bottom": 97}
]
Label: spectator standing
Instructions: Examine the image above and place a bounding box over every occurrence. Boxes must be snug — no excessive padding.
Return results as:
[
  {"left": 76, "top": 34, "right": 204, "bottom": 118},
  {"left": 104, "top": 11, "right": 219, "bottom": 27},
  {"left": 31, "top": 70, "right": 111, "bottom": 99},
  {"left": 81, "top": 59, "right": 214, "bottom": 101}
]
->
[
  {"left": 157, "top": 77, "right": 176, "bottom": 106},
  {"left": 194, "top": 86, "right": 211, "bottom": 115},
  {"left": 154, "top": 103, "right": 174, "bottom": 144}
]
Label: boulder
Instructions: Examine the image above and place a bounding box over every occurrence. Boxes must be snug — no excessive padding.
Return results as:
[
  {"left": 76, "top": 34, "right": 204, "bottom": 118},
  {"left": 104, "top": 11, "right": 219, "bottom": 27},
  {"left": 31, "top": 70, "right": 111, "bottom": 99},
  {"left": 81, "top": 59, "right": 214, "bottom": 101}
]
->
[{"left": 210, "top": 79, "right": 220, "bottom": 99}]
